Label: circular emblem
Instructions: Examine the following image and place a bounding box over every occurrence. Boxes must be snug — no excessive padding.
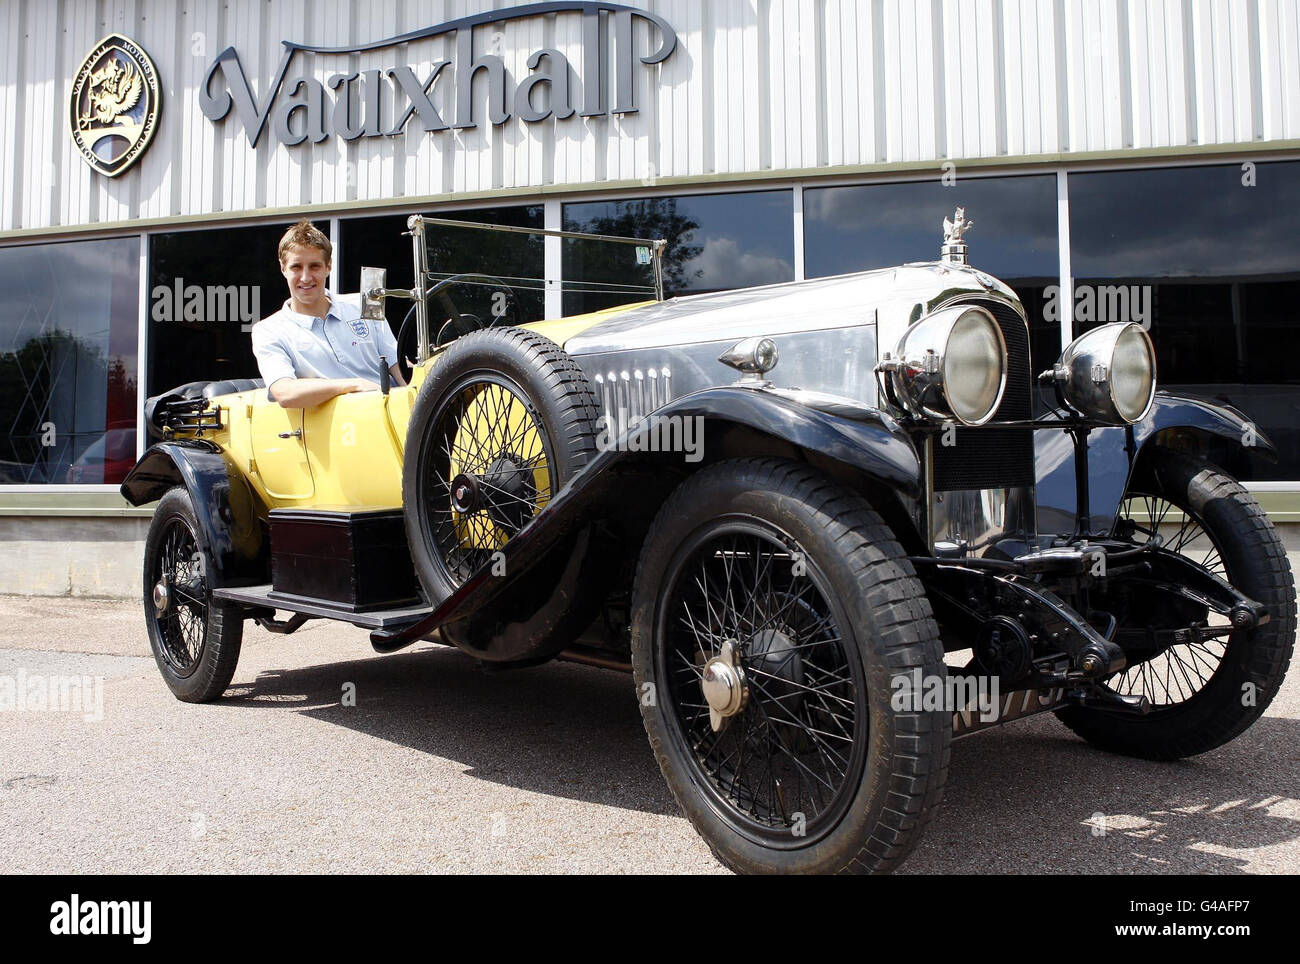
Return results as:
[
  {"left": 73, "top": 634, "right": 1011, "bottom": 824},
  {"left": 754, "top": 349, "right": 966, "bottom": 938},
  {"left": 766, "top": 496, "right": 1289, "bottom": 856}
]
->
[{"left": 69, "top": 34, "right": 161, "bottom": 178}]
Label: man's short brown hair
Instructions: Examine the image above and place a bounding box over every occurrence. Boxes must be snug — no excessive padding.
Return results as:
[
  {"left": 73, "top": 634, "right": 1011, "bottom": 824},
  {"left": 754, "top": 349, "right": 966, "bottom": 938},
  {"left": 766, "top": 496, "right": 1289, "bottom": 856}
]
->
[{"left": 278, "top": 218, "right": 332, "bottom": 264}]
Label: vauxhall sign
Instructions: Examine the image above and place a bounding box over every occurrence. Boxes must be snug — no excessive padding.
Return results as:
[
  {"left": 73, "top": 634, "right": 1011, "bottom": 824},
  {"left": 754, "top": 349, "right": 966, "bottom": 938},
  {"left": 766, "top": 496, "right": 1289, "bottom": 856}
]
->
[{"left": 200, "top": 1, "right": 677, "bottom": 148}]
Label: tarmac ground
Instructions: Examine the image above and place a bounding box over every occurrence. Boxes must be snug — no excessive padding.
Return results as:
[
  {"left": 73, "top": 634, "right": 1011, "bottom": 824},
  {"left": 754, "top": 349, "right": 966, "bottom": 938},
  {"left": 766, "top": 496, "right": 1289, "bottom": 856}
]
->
[{"left": 1, "top": 595, "right": 1296, "bottom": 874}]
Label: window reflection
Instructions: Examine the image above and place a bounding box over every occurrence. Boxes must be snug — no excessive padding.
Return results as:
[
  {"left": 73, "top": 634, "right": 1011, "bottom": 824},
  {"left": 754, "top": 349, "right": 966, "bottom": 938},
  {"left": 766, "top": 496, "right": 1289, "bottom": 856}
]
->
[
  {"left": 0, "top": 237, "right": 138, "bottom": 484},
  {"left": 1070, "top": 161, "right": 1300, "bottom": 480},
  {"left": 562, "top": 191, "right": 794, "bottom": 315},
  {"left": 803, "top": 175, "right": 1060, "bottom": 372},
  {"left": 149, "top": 224, "right": 286, "bottom": 398},
  {"left": 341, "top": 205, "right": 544, "bottom": 372}
]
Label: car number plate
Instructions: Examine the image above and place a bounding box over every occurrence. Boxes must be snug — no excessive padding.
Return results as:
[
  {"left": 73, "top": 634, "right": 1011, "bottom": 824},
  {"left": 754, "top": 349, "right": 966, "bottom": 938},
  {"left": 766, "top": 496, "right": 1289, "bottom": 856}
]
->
[{"left": 952, "top": 685, "right": 1068, "bottom": 739}]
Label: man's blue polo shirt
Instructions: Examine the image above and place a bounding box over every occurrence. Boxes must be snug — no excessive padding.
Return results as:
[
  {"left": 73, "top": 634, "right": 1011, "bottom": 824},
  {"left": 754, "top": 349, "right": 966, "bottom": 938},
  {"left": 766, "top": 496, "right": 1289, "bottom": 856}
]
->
[{"left": 251, "top": 296, "right": 398, "bottom": 393}]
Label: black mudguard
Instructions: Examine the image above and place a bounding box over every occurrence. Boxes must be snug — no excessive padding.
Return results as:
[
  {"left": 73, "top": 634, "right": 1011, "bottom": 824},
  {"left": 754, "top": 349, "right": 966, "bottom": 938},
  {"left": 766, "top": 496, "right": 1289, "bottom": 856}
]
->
[
  {"left": 374, "top": 386, "right": 922, "bottom": 659},
  {"left": 1134, "top": 392, "right": 1278, "bottom": 464},
  {"left": 1036, "top": 391, "right": 1278, "bottom": 538},
  {"left": 120, "top": 441, "right": 268, "bottom": 588}
]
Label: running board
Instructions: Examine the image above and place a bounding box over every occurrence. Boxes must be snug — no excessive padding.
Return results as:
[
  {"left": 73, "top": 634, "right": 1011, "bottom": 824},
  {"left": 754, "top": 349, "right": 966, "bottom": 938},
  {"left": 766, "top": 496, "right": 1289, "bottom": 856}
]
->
[{"left": 213, "top": 584, "right": 433, "bottom": 630}]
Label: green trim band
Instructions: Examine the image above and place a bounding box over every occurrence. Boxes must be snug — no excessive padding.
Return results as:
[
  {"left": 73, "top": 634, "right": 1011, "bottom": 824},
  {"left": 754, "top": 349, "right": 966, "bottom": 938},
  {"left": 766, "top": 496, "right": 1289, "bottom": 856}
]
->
[
  {"left": 0, "top": 491, "right": 153, "bottom": 517},
  {"left": 0, "top": 508, "right": 154, "bottom": 518}
]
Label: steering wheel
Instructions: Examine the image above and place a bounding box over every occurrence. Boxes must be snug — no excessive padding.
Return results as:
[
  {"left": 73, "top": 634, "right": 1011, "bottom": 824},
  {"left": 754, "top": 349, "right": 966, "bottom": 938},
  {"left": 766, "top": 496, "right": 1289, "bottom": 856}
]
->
[
  {"left": 430, "top": 275, "right": 522, "bottom": 346},
  {"left": 394, "top": 275, "right": 522, "bottom": 381}
]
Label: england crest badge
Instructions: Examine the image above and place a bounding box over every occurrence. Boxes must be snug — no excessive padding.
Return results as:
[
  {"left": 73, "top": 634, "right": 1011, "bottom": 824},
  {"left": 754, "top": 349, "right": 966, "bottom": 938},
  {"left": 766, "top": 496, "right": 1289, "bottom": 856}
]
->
[{"left": 349, "top": 318, "right": 369, "bottom": 338}]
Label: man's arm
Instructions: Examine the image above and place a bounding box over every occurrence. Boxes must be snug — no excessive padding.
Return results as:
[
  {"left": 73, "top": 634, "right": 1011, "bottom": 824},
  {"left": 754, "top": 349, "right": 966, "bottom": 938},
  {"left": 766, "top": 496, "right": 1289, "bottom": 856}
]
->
[{"left": 268, "top": 376, "right": 380, "bottom": 408}]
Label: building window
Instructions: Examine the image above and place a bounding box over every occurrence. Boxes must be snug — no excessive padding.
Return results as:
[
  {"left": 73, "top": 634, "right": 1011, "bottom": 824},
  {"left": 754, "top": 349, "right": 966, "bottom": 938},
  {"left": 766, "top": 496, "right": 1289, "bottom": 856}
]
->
[
  {"left": 562, "top": 190, "right": 795, "bottom": 315},
  {"left": 148, "top": 223, "right": 287, "bottom": 397},
  {"left": 1069, "top": 161, "right": 1300, "bottom": 481},
  {"left": 803, "top": 174, "right": 1061, "bottom": 372},
  {"left": 0, "top": 237, "right": 139, "bottom": 484},
  {"left": 340, "top": 205, "right": 544, "bottom": 368}
]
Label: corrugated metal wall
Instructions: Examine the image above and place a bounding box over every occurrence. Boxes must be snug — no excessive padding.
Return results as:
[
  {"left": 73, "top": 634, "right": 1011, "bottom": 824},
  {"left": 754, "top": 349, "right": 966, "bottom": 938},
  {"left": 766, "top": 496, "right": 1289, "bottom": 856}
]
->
[{"left": 4, "top": 0, "right": 1300, "bottom": 234}]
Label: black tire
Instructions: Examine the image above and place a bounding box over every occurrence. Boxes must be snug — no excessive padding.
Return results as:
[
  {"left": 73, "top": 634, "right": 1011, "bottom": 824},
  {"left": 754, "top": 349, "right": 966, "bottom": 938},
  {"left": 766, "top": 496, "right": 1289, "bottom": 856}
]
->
[
  {"left": 142, "top": 487, "right": 243, "bottom": 703},
  {"left": 631, "top": 458, "right": 950, "bottom": 874},
  {"left": 1056, "top": 450, "right": 1296, "bottom": 759},
  {"left": 403, "top": 327, "right": 600, "bottom": 604}
]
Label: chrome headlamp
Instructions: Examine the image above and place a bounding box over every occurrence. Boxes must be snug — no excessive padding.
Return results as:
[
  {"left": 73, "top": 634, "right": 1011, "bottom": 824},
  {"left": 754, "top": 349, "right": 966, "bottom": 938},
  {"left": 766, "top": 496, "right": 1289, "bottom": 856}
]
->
[
  {"left": 1049, "top": 322, "right": 1156, "bottom": 424},
  {"left": 879, "top": 305, "right": 1007, "bottom": 426}
]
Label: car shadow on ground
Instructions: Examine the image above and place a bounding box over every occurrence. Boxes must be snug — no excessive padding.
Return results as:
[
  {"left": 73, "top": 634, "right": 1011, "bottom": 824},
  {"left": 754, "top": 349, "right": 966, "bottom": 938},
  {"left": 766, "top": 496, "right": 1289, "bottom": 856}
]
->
[
  {"left": 220, "top": 643, "right": 682, "bottom": 818},
  {"left": 219, "top": 643, "right": 1300, "bottom": 872},
  {"left": 905, "top": 715, "right": 1300, "bottom": 874}
]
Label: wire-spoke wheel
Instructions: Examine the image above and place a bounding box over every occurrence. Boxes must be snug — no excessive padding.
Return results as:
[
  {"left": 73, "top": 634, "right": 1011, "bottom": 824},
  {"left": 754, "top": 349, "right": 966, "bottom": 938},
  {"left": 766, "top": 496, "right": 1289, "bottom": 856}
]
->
[
  {"left": 660, "top": 523, "right": 866, "bottom": 839},
  {"left": 427, "top": 373, "right": 556, "bottom": 586},
  {"left": 404, "top": 327, "right": 599, "bottom": 607},
  {"left": 1056, "top": 449, "right": 1296, "bottom": 759},
  {"left": 153, "top": 517, "right": 207, "bottom": 674},
  {"left": 632, "top": 459, "right": 949, "bottom": 874},
  {"left": 1104, "top": 488, "right": 1231, "bottom": 707},
  {"left": 142, "top": 487, "right": 243, "bottom": 702}
]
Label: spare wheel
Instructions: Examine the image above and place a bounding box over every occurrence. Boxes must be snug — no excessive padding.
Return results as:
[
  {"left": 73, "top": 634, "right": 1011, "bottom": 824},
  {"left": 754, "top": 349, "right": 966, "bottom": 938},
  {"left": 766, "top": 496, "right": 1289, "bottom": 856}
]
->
[{"left": 402, "top": 326, "right": 602, "bottom": 661}]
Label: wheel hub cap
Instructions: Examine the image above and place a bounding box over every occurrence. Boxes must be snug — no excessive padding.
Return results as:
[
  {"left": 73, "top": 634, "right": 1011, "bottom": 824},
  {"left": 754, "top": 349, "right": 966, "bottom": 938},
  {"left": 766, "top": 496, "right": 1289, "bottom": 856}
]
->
[
  {"left": 749, "top": 627, "right": 804, "bottom": 711},
  {"left": 701, "top": 640, "right": 748, "bottom": 732},
  {"left": 152, "top": 579, "right": 169, "bottom": 615},
  {"left": 450, "top": 473, "right": 479, "bottom": 513},
  {"left": 482, "top": 453, "right": 538, "bottom": 532}
]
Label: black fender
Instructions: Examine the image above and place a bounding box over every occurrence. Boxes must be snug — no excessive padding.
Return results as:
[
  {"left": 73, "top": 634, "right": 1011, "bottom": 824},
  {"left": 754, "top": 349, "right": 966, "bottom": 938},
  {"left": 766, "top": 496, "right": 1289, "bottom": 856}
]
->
[
  {"left": 641, "top": 386, "right": 923, "bottom": 497},
  {"left": 1036, "top": 391, "right": 1277, "bottom": 538},
  {"left": 374, "top": 386, "right": 921, "bottom": 658},
  {"left": 120, "top": 441, "right": 268, "bottom": 588},
  {"left": 1134, "top": 391, "right": 1277, "bottom": 466}
]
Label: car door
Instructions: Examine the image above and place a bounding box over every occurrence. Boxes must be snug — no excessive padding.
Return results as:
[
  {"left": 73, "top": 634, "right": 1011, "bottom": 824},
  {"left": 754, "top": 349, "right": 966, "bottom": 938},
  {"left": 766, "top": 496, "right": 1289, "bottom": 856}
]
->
[{"left": 249, "top": 398, "right": 315, "bottom": 500}]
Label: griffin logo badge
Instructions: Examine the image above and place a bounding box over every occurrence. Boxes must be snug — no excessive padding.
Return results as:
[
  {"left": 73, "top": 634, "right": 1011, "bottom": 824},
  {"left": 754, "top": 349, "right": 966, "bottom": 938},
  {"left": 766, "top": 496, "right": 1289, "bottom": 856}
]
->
[{"left": 69, "top": 34, "right": 161, "bottom": 177}]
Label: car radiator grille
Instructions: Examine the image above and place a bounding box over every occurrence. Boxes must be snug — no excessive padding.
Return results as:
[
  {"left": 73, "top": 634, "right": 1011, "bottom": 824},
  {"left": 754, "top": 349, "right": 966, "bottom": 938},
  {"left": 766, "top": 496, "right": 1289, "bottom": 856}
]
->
[{"left": 930, "top": 300, "right": 1036, "bottom": 492}]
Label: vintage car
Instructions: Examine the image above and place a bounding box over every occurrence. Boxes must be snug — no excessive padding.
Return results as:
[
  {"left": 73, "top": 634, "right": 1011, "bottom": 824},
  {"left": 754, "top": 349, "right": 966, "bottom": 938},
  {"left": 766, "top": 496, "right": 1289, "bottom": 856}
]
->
[{"left": 121, "top": 212, "right": 1296, "bottom": 875}]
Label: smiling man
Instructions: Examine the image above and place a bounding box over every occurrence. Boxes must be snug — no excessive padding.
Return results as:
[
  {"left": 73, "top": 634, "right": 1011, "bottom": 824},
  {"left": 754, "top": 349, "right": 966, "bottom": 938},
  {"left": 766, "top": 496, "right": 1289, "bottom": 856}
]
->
[{"left": 251, "top": 219, "right": 406, "bottom": 408}]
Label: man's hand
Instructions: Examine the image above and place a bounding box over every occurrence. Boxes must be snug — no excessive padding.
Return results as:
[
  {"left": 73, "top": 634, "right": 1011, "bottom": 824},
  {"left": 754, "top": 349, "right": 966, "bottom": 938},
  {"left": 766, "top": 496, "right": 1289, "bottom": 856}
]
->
[{"left": 269, "top": 376, "right": 381, "bottom": 408}]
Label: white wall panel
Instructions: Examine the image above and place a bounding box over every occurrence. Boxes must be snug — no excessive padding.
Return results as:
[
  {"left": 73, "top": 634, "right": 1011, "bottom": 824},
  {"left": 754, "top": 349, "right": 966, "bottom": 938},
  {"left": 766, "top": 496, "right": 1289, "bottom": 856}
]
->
[
  {"left": 136, "top": 0, "right": 174, "bottom": 222},
  {"left": 1258, "top": 0, "right": 1289, "bottom": 138},
  {"left": 714, "top": 0, "right": 738, "bottom": 173},
  {"left": 944, "top": 0, "right": 1002, "bottom": 159},
  {"left": 103, "top": 0, "right": 140, "bottom": 224},
  {"left": 5, "top": 0, "right": 1300, "bottom": 234},
  {"left": 58, "top": 0, "right": 94, "bottom": 227},
  {"left": 1, "top": 1, "right": 19, "bottom": 230},
  {"left": 1004, "top": 0, "right": 1030, "bottom": 156},
  {"left": 23, "top": 0, "right": 53, "bottom": 230},
  {"left": 1130, "top": 0, "right": 1158, "bottom": 148},
  {"left": 1274, "top": 0, "right": 1300, "bottom": 135}
]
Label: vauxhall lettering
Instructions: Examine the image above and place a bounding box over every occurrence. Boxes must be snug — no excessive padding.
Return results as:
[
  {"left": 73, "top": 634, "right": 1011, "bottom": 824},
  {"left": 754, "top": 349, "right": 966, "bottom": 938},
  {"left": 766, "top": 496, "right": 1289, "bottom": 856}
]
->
[
  {"left": 385, "top": 64, "right": 451, "bottom": 134},
  {"left": 200, "top": 2, "right": 677, "bottom": 148}
]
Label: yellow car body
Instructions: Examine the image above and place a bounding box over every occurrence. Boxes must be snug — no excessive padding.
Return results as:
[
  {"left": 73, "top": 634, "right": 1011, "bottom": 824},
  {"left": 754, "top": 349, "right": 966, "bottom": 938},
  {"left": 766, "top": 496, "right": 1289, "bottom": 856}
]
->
[{"left": 204, "top": 301, "right": 646, "bottom": 514}]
